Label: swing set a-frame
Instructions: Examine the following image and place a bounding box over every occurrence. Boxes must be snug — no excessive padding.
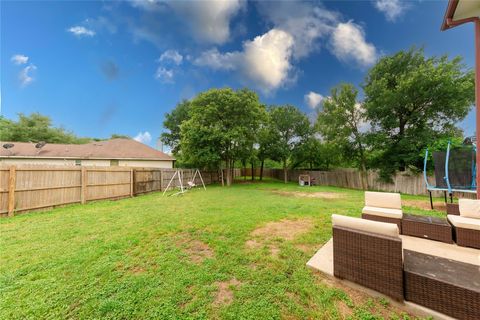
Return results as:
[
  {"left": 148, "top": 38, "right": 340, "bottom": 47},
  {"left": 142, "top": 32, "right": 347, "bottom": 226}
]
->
[{"left": 162, "top": 169, "right": 206, "bottom": 196}]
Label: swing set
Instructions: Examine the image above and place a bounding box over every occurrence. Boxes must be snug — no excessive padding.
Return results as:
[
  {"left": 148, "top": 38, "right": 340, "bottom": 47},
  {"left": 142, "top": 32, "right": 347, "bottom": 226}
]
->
[{"left": 162, "top": 169, "right": 206, "bottom": 196}]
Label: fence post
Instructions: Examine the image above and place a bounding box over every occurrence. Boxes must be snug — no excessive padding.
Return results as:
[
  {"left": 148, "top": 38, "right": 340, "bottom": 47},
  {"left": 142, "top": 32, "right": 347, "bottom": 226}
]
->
[
  {"left": 130, "top": 168, "right": 134, "bottom": 197},
  {"left": 81, "top": 167, "right": 87, "bottom": 204},
  {"left": 160, "top": 169, "right": 164, "bottom": 191},
  {"left": 7, "top": 165, "right": 16, "bottom": 217}
]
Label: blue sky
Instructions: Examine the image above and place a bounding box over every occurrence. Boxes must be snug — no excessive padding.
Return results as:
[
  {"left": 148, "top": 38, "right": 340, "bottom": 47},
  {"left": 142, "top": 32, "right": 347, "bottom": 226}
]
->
[{"left": 1, "top": 0, "right": 476, "bottom": 146}]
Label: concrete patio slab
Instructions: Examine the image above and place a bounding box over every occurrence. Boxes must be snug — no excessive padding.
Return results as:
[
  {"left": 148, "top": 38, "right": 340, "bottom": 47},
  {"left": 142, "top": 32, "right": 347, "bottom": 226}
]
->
[{"left": 306, "top": 237, "right": 463, "bottom": 320}]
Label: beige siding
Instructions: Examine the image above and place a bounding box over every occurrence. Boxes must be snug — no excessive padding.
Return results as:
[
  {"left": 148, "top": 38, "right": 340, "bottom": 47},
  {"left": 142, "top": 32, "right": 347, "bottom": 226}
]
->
[{"left": 118, "top": 160, "right": 173, "bottom": 168}]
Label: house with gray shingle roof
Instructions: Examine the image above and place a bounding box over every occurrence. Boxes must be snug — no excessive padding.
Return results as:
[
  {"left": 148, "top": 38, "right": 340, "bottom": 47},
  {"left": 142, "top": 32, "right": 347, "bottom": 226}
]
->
[{"left": 0, "top": 138, "right": 175, "bottom": 168}]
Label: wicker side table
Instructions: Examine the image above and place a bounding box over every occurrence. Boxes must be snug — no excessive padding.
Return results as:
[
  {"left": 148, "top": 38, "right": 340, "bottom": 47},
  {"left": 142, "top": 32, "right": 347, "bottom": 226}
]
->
[
  {"left": 404, "top": 250, "right": 480, "bottom": 320},
  {"left": 401, "top": 214, "right": 453, "bottom": 243}
]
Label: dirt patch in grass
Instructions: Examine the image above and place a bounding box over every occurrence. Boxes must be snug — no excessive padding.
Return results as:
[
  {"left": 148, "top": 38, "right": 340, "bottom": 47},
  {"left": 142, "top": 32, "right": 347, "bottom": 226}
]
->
[
  {"left": 213, "top": 278, "right": 242, "bottom": 306},
  {"left": 295, "top": 243, "right": 318, "bottom": 254},
  {"left": 246, "top": 219, "right": 313, "bottom": 257},
  {"left": 272, "top": 190, "right": 343, "bottom": 199},
  {"left": 177, "top": 236, "right": 214, "bottom": 264},
  {"left": 335, "top": 300, "right": 353, "bottom": 318},
  {"left": 251, "top": 219, "right": 313, "bottom": 241},
  {"left": 129, "top": 266, "right": 146, "bottom": 274},
  {"left": 403, "top": 199, "right": 446, "bottom": 211}
]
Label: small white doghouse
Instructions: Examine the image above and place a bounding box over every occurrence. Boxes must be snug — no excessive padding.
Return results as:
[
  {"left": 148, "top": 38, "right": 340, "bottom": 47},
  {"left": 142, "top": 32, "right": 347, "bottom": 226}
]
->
[{"left": 298, "top": 174, "right": 311, "bottom": 186}]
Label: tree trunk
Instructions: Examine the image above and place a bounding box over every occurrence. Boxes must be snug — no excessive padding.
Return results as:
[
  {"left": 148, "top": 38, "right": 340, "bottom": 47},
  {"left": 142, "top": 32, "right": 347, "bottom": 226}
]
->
[
  {"left": 283, "top": 159, "right": 288, "bottom": 183},
  {"left": 251, "top": 161, "right": 255, "bottom": 181},
  {"left": 260, "top": 160, "right": 264, "bottom": 181},
  {"left": 226, "top": 160, "right": 232, "bottom": 186}
]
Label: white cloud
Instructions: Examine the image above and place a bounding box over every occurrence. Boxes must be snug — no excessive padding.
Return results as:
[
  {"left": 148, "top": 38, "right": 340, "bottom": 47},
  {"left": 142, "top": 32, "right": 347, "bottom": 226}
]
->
[
  {"left": 242, "top": 29, "right": 294, "bottom": 92},
  {"left": 194, "top": 29, "right": 294, "bottom": 93},
  {"left": 166, "top": 0, "right": 244, "bottom": 44},
  {"left": 193, "top": 48, "right": 239, "bottom": 70},
  {"left": 305, "top": 91, "right": 324, "bottom": 109},
  {"left": 373, "top": 0, "right": 409, "bottom": 22},
  {"left": 134, "top": 131, "right": 152, "bottom": 144},
  {"left": 129, "top": 0, "right": 166, "bottom": 12},
  {"left": 330, "top": 21, "right": 377, "bottom": 67},
  {"left": 67, "top": 26, "right": 96, "bottom": 37},
  {"left": 257, "top": 2, "right": 339, "bottom": 59},
  {"left": 155, "top": 67, "right": 174, "bottom": 83},
  {"left": 158, "top": 50, "right": 183, "bottom": 65},
  {"left": 19, "top": 64, "right": 37, "bottom": 87},
  {"left": 11, "top": 54, "right": 29, "bottom": 65}
]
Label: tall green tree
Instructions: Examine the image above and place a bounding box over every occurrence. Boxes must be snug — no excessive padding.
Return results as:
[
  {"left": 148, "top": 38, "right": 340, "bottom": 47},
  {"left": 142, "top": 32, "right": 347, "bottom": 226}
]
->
[
  {"left": 160, "top": 100, "right": 192, "bottom": 156},
  {"left": 317, "top": 83, "right": 368, "bottom": 188},
  {"left": 257, "top": 120, "right": 282, "bottom": 180},
  {"left": 0, "top": 113, "right": 90, "bottom": 144},
  {"left": 291, "top": 136, "right": 326, "bottom": 170},
  {"left": 363, "top": 47, "right": 474, "bottom": 178},
  {"left": 268, "top": 105, "right": 311, "bottom": 183},
  {"left": 180, "top": 88, "right": 265, "bottom": 186}
]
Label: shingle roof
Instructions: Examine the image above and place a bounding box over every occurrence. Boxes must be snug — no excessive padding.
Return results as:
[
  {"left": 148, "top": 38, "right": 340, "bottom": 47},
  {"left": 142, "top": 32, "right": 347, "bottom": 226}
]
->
[{"left": 0, "top": 139, "right": 175, "bottom": 161}]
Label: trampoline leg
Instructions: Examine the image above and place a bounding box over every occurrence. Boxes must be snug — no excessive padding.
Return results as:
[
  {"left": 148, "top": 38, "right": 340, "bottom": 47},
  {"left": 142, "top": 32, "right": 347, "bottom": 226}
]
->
[
  {"left": 450, "top": 193, "right": 453, "bottom": 203},
  {"left": 429, "top": 191, "right": 433, "bottom": 210},
  {"left": 444, "top": 191, "right": 447, "bottom": 204}
]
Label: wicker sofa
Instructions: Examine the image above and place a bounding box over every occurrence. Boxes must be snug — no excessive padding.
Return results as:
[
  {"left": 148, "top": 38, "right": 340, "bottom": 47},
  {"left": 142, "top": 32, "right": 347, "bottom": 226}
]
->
[
  {"left": 361, "top": 191, "right": 403, "bottom": 232},
  {"left": 447, "top": 199, "right": 480, "bottom": 249},
  {"left": 332, "top": 214, "right": 404, "bottom": 301},
  {"left": 331, "top": 214, "right": 480, "bottom": 318}
]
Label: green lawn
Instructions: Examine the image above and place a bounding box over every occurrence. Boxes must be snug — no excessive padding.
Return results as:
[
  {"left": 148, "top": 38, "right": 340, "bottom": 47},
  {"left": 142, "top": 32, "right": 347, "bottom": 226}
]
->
[{"left": 0, "top": 181, "right": 443, "bottom": 319}]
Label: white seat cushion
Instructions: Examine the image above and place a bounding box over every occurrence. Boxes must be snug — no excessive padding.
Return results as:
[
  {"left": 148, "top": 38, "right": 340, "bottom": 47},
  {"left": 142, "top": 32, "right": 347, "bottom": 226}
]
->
[
  {"left": 448, "top": 214, "right": 480, "bottom": 231},
  {"left": 458, "top": 199, "right": 480, "bottom": 219},
  {"left": 332, "top": 214, "right": 400, "bottom": 238},
  {"left": 365, "top": 191, "right": 402, "bottom": 210},
  {"left": 362, "top": 206, "right": 403, "bottom": 219}
]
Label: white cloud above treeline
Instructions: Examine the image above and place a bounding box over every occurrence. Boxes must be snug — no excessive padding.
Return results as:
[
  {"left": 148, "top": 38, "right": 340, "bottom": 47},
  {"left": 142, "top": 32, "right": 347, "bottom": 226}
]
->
[
  {"left": 158, "top": 50, "right": 183, "bottom": 65},
  {"left": 11, "top": 54, "right": 36, "bottom": 87},
  {"left": 67, "top": 26, "right": 96, "bottom": 37},
  {"left": 11, "top": 54, "right": 29, "bottom": 65},
  {"left": 330, "top": 21, "right": 377, "bottom": 66},
  {"left": 194, "top": 29, "right": 294, "bottom": 94},
  {"left": 304, "top": 92, "right": 325, "bottom": 109},
  {"left": 134, "top": 131, "right": 152, "bottom": 144},
  {"left": 373, "top": 0, "right": 410, "bottom": 22},
  {"left": 194, "top": 1, "right": 378, "bottom": 93}
]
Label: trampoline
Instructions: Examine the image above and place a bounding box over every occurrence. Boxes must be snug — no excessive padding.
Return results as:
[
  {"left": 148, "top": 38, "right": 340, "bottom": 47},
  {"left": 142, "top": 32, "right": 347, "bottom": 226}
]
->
[{"left": 423, "top": 140, "right": 477, "bottom": 209}]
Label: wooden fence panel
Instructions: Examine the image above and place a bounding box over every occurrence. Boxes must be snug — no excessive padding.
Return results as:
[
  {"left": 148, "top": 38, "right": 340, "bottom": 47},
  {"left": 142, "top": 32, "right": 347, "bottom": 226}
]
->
[
  {"left": 86, "top": 169, "right": 131, "bottom": 201},
  {"left": 12, "top": 167, "right": 82, "bottom": 213},
  {"left": 134, "top": 169, "right": 162, "bottom": 194},
  {"left": 0, "top": 168, "right": 9, "bottom": 214},
  {"left": 262, "top": 168, "right": 456, "bottom": 196}
]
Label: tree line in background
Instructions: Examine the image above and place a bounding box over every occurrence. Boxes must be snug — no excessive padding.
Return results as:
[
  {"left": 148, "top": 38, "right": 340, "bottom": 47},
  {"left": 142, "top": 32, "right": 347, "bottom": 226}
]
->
[
  {"left": 1, "top": 48, "right": 474, "bottom": 186},
  {"left": 161, "top": 48, "right": 474, "bottom": 185},
  {"left": 0, "top": 113, "right": 131, "bottom": 144}
]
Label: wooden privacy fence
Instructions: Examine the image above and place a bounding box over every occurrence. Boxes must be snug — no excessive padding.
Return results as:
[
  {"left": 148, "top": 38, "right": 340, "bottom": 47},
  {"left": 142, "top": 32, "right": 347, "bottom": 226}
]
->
[
  {"left": 242, "top": 167, "right": 475, "bottom": 197},
  {"left": 0, "top": 166, "right": 221, "bottom": 217}
]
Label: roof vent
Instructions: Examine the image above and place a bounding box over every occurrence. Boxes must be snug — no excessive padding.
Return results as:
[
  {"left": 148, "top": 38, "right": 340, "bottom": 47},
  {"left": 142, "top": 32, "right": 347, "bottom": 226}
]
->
[
  {"left": 2, "top": 143, "right": 14, "bottom": 155},
  {"left": 35, "top": 141, "right": 46, "bottom": 154}
]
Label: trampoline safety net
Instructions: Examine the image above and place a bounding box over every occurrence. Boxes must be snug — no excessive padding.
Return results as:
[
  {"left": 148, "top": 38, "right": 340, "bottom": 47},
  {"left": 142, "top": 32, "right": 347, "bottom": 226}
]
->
[
  {"left": 448, "top": 147, "right": 476, "bottom": 190},
  {"left": 433, "top": 151, "right": 448, "bottom": 188}
]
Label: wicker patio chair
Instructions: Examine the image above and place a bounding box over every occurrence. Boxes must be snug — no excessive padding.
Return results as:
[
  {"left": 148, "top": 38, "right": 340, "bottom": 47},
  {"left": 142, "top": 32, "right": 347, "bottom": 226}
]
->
[
  {"left": 332, "top": 214, "right": 404, "bottom": 301},
  {"left": 447, "top": 199, "right": 480, "bottom": 249},
  {"left": 361, "top": 191, "right": 403, "bottom": 232}
]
